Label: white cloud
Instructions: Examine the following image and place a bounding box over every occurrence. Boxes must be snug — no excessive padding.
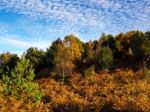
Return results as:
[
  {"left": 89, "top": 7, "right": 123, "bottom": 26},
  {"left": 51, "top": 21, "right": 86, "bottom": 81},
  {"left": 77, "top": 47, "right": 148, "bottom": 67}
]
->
[
  {"left": 0, "top": 35, "right": 51, "bottom": 50},
  {"left": 0, "top": 0, "right": 105, "bottom": 27},
  {"left": 89, "top": 0, "right": 121, "bottom": 10},
  {"left": 0, "top": 0, "right": 150, "bottom": 40}
]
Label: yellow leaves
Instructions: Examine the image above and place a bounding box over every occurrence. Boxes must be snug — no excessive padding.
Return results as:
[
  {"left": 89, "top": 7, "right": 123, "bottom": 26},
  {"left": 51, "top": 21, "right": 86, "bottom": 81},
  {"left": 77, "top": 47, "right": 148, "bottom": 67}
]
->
[
  {"left": 64, "top": 34, "right": 83, "bottom": 61},
  {"left": 0, "top": 52, "right": 11, "bottom": 62},
  {"left": 0, "top": 83, "right": 3, "bottom": 93},
  {"left": 53, "top": 41, "right": 75, "bottom": 79}
]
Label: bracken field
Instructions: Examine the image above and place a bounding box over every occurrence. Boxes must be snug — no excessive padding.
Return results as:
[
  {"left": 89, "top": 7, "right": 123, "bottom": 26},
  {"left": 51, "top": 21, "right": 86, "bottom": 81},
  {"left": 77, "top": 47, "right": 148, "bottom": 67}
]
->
[{"left": 0, "top": 69, "right": 150, "bottom": 112}]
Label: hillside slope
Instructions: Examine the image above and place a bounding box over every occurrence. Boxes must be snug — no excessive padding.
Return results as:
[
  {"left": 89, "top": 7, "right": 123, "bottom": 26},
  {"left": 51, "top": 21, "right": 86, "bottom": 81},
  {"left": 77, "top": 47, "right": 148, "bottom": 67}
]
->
[{"left": 0, "top": 69, "right": 150, "bottom": 112}]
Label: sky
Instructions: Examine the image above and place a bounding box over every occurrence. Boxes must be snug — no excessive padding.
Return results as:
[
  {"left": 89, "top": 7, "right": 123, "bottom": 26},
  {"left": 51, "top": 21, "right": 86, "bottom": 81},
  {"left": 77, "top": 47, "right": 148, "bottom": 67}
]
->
[{"left": 0, "top": 0, "right": 150, "bottom": 56}]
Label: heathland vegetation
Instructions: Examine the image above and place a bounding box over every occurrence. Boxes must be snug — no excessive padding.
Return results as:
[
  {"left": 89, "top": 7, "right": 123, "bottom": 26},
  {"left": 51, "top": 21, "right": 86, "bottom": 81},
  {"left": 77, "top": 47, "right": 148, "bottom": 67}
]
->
[{"left": 0, "top": 30, "right": 150, "bottom": 111}]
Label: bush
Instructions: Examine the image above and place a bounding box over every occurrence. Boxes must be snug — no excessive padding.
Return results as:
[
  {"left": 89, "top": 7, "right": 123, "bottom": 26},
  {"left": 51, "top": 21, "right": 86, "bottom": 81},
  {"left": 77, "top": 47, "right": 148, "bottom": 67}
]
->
[
  {"left": 98, "top": 46, "right": 113, "bottom": 70},
  {"left": 2, "top": 57, "right": 42, "bottom": 102},
  {"left": 83, "top": 65, "right": 95, "bottom": 78},
  {"left": 145, "top": 70, "right": 150, "bottom": 83}
]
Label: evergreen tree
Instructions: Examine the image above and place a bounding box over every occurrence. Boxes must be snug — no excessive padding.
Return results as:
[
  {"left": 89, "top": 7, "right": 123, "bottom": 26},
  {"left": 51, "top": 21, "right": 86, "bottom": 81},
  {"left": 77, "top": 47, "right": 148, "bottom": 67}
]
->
[
  {"left": 25, "top": 47, "right": 46, "bottom": 73},
  {"left": 46, "top": 38, "right": 63, "bottom": 69},
  {"left": 2, "top": 57, "right": 42, "bottom": 102},
  {"left": 0, "top": 53, "right": 19, "bottom": 78},
  {"left": 98, "top": 46, "right": 113, "bottom": 70},
  {"left": 131, "top": 31, "right": 150, "bottom": 58}
]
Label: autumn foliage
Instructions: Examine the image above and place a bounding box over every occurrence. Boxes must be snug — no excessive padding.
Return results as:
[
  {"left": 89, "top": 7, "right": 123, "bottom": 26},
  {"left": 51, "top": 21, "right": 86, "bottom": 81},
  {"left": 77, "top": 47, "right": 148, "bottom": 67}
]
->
[{"left": 0, "top": 31, "right": 150, "bottom": 111}]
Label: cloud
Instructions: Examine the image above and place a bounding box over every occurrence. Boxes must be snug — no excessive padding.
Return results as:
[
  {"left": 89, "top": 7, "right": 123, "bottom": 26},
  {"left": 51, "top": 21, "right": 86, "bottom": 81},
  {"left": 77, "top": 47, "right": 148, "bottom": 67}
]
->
[
  {"left": 0, "top": 0, "right": 150, "bottom": 54},
  {"left": 0, "top": 0, "right": 108, "bottom": 29},
  {"left": 0, "top": 35, "right": 51, "bottom": 50},
  {"left": 0, "top": 33, "right": 52, "bottom": 56},
  {"left": 0, "top": 0, "right": 150, "bottom": 33},
  {"left": 90, "top": 0, "right": 121, "bottom": 10}
]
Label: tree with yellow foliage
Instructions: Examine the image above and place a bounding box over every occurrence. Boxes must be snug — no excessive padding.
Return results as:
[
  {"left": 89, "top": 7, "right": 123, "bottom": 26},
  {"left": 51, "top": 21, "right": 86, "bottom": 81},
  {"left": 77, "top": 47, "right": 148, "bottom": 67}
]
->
[
  {"left": 52, "top": 39, "right": 75, "bottom": 82},
  {"left": 64, "top": 35, "right": 84, "bottom": 63}
]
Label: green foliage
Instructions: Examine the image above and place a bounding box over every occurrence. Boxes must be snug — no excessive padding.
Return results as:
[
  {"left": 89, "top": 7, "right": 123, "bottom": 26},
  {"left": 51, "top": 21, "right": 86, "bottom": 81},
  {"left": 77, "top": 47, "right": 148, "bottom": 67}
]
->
[
  {"left": 100, "top": 34, "right": 115, "bottom": 49},
  {"left": 2, "top": 57, "right": 42, "bottom": 102},
  {"left": 83, "top": 41, "right": 95, "bottom": 63},
  {"left": 145, "top": 69, "right": 150, "bottom": 83},
  {"left": 46, "top": 38, "right": 63, "bottom": 69},
  {"left": 25, "top": 47, "right": 46, "bottom": 73},
  {"left": 1, "top": 31, "right": 150, "bottom": 81},
  {"left": 131, "top": 31, "right": 150, "bottom": 58},
  {"left": 114, "top": 31, "right": 135, "bottom": 59},
  {"left": 98, "top": 46, "right": 113, "bottom": 70},
  {"left": 83, "top": 40, "right": 100, "bottom": 68},
  {"left": 0, "top": 53, "right": 19, "bottom": 77},
  {"left": 83, "top": 65, "right": 95, "bottom": 78}
]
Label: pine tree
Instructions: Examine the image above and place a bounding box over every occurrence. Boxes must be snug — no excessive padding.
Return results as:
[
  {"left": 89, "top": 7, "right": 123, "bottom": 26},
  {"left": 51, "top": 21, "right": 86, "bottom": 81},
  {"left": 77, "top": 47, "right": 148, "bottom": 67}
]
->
[
  {"left": 98, "top": 46, "right": 113, "bottom": 70},
  {"left": 2, "top": 57, "right": 42, "bottom": 102}
]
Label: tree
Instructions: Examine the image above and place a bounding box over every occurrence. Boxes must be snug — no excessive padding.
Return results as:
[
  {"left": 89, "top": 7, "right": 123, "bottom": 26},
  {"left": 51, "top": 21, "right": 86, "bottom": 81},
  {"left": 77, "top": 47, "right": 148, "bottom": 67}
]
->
[
  {"left": 46, "top": 38, "right": 63, "bottom": 69},
  {"left": 25, "top": 47, "right": 46, "bottom": 73},
  {"left": 100, "top": 34, "right": 115, "bottom": 49},
  {"left": 0, "top": 52, "right": 19, "bottom": 78},
  {"left": 64, "top": 35, "right": 84, "bottom": 63},
  {"left": 53, "top": 40, "right": 74, "bottom": 82},
  {"left": 83, "top": 41, "right": 95, "bottom": 64},
  {"left": 98, "top": 46, "right": 113, "bottom": 70},
  {"left": 46, "top": 38, "right": 75, "bottom": 82},
  {"left": 115, "top": 32, "right": 133, "bottom": 58},
  {"left": 145, "top": 31, "right": 150, "bottom": 39},
  {"left": 2, "top": 57, "right": 42, "bottom": 102},
  {"left": 131, "top": 31, "right": 150, "bottom": 59}
]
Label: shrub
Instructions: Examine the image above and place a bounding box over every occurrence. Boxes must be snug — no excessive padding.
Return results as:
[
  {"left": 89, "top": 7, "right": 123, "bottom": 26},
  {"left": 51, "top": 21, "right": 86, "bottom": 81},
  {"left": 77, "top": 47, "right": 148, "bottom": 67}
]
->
[
  {"left": 83, "top": 65, "right": 95, "bottom": 78},
  {"left": 98, "top": 46, "right": 113, "bottom": 70},
  {"left": 2, "top": 57, "right": 42, "bottom": 102},
  {"left": 145, "top": 70, "right": 150, "bottom": 83}
]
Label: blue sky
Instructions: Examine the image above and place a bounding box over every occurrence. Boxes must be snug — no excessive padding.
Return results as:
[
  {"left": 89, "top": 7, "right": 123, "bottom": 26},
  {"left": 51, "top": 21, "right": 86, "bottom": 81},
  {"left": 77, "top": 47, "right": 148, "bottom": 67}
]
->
[{"left": 0, "top": 0, "right": 150, "bottom": 55}]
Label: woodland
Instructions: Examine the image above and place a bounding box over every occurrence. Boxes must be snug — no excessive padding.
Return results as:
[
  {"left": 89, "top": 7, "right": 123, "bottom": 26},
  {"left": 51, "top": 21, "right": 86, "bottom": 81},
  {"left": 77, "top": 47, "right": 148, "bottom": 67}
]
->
[{"left": 0, "top": 30, "right": 150, "bottom": 111}]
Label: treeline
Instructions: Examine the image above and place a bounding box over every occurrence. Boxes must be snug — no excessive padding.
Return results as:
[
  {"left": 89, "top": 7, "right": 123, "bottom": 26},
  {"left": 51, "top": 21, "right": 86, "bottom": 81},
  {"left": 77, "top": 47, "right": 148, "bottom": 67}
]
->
[{"left": 0, "top": 30, "right": 150, "bottom": 79}]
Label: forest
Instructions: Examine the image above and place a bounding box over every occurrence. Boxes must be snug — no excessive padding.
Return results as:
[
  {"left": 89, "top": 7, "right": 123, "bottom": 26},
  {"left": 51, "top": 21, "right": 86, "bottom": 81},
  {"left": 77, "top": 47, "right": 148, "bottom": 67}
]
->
[{"left": 0, "top": 30, "right": 150, "bottom": 111}]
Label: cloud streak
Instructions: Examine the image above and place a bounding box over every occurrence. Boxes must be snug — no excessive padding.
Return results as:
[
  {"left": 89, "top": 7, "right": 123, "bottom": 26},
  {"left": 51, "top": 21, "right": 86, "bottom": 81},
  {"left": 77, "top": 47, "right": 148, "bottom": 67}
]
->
[{"left": 0, "top": 34, "right": 51, "bottom": 50}]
